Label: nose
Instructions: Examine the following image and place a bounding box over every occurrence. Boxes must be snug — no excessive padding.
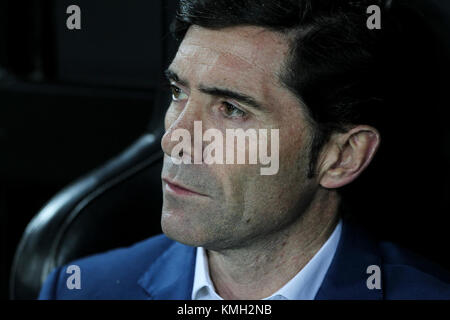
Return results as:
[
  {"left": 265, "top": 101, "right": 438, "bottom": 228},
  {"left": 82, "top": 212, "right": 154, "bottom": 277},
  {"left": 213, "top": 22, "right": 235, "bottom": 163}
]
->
[{"left": 161, "top": 101, "right": 200, "bottom": 162}]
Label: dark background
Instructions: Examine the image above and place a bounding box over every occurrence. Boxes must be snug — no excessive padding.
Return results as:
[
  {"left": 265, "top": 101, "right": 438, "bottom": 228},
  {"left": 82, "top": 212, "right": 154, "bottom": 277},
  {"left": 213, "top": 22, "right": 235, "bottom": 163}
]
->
[
  {"left": 0, "top": 0, "right": 177, "bottom": 300},
  {"left": 1, "top": 0, "right": 450, "bottom": 300}
]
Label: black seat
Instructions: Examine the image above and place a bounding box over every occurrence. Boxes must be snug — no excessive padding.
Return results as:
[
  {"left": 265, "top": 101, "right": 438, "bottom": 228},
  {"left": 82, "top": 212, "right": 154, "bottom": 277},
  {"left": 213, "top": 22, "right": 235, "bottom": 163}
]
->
[{"left": 9, "top": 91, "right": 169, "bottom": 300}]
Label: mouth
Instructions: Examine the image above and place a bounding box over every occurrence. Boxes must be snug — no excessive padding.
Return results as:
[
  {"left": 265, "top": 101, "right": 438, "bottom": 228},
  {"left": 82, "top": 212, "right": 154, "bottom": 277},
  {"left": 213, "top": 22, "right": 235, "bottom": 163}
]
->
[{"left": 162, "top": 178, "right": 208, "bottom": 197}]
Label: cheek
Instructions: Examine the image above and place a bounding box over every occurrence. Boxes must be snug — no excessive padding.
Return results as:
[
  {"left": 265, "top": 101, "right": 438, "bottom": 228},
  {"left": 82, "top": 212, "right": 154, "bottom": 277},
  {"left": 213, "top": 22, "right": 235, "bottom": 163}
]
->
[
  {"left": 211, "top": 126, "right": 308, "bottom": 206},
  {"left": 280, "top": 117, "right": 310, "bottom": 165},
  {"left": 211, "top": 162, "right": 258, "bottom": 212},
  {"left": 213, "top": 163, "right": 247, "bottom": 198},
  {"left": 253, "top": 125, "right": 311, "bottom": 208}
]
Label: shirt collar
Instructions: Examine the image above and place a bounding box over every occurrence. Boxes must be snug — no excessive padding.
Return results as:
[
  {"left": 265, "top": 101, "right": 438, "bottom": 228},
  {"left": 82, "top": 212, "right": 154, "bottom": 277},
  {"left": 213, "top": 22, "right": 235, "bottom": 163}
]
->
[
  {"left": 192, "top": 219, "right": 343, "bottom": 300},
  {"left": 191, "top": 244, "right": 221, "bottom": 300}
]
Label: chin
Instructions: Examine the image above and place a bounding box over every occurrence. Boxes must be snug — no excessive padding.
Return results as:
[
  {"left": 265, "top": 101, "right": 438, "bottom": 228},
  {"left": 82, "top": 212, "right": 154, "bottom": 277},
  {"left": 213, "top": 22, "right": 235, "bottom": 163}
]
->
[{"left": 160, "top": 210, "right": 206, "bottom": 247}]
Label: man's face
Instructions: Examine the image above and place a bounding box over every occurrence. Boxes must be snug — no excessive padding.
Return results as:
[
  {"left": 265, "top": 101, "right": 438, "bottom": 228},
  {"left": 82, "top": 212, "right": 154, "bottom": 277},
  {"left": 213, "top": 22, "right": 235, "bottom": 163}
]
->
[{"left": 161, "top": 25, "right": 317, "bottom": 250}]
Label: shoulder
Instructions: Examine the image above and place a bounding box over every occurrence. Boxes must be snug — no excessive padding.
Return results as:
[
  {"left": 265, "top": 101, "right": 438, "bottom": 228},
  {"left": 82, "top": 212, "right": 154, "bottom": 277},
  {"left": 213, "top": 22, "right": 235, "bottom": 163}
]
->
[
  {"left": 38, "top": 234, "right": 176, "bottom": 300},
  {"left": 378, "top": 241, "right": 450, "bottom": 299}
]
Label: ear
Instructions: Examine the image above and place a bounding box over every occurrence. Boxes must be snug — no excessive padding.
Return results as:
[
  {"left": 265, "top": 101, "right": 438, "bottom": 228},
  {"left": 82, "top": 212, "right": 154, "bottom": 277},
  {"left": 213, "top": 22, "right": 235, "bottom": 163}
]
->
[{"left": 318, "top": 126, "right": 380, "bottom": 189}]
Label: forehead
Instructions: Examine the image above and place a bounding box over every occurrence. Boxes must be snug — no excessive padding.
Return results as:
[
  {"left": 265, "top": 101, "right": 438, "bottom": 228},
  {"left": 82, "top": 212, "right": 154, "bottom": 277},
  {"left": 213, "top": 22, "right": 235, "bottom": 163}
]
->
[{"left": 170, "top": 25, "right": 291, "bottom": 92}]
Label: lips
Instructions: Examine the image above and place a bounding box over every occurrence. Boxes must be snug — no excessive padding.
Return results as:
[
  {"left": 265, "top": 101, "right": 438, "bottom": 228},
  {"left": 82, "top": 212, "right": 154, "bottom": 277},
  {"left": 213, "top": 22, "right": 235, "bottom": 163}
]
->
[{"left": 162, "top": 178, "right": 208, "bottom": 197}]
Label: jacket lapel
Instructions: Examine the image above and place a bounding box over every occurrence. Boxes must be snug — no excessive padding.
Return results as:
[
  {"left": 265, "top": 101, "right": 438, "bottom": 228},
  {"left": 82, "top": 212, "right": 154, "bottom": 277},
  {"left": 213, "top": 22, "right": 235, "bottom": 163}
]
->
[
  {"left": 315, "top": 219, "right": 384, "bottom": 300},
  {"left": 138, "top": 241, "right": 196, "bottom": 300}
]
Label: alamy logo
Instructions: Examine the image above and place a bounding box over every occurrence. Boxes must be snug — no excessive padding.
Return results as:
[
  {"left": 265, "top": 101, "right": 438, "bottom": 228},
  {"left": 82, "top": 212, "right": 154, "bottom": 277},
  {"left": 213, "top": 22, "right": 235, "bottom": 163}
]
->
[
  {"left": 66, "top": 265, "right": 81, "bottom": 290},
  {"left": 66, "top": 5, "right": 81, "bottom": 30},
  {"left": 367, "top": 5, "right": 381, "bottom": 30},
  {"left": 170, "top": 121, "right": 279, "bottom": 175},
  {"left": 366, "top": 265, "right": 381, "bottom": 290}
]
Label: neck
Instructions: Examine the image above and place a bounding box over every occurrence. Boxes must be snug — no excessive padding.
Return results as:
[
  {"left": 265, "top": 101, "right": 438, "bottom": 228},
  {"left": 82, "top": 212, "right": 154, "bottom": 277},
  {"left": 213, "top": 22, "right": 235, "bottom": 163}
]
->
[{"left": 207, "top": 189, "right": 340, "bottom": 300}]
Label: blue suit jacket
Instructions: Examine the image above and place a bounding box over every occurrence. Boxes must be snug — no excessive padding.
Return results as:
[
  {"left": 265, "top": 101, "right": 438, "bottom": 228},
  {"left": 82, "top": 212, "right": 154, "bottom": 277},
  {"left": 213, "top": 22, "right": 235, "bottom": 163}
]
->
[{"left": 38, "top": 220, "right": 450, "bottom": 300}]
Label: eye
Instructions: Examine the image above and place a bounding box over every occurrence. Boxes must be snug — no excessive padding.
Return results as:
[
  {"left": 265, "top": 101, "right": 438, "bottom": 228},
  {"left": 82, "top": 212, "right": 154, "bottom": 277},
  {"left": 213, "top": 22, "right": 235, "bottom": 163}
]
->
[
  {"left": 220, "top": 102, "right": 247, "bottom": 119},
  {"left": 170, "top": 84, "right": 188, "bottom": 102}
]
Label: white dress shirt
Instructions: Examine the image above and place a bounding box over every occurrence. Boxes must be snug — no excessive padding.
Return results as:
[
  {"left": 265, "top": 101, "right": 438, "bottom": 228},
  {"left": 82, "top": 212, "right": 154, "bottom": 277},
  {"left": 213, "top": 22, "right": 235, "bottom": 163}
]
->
[{"left": 191, "top": 219, "right": 343, "bottom": 300}]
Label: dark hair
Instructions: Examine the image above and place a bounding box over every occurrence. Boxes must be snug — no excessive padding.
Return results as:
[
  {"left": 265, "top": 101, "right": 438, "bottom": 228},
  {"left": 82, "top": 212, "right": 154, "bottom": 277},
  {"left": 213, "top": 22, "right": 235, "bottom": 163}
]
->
[{"left": 170, "top": 0, "right": 439, "bottom": 178}]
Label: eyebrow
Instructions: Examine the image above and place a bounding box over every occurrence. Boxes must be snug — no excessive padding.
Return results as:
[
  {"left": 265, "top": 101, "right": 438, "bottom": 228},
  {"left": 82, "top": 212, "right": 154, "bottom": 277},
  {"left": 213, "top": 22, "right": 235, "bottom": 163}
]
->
[
  {"left": 164, "top": 69, "right": 189, "bottom": 88},
  {"left": 164, "top": 68, "right": 266, "bottom": 112}
]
